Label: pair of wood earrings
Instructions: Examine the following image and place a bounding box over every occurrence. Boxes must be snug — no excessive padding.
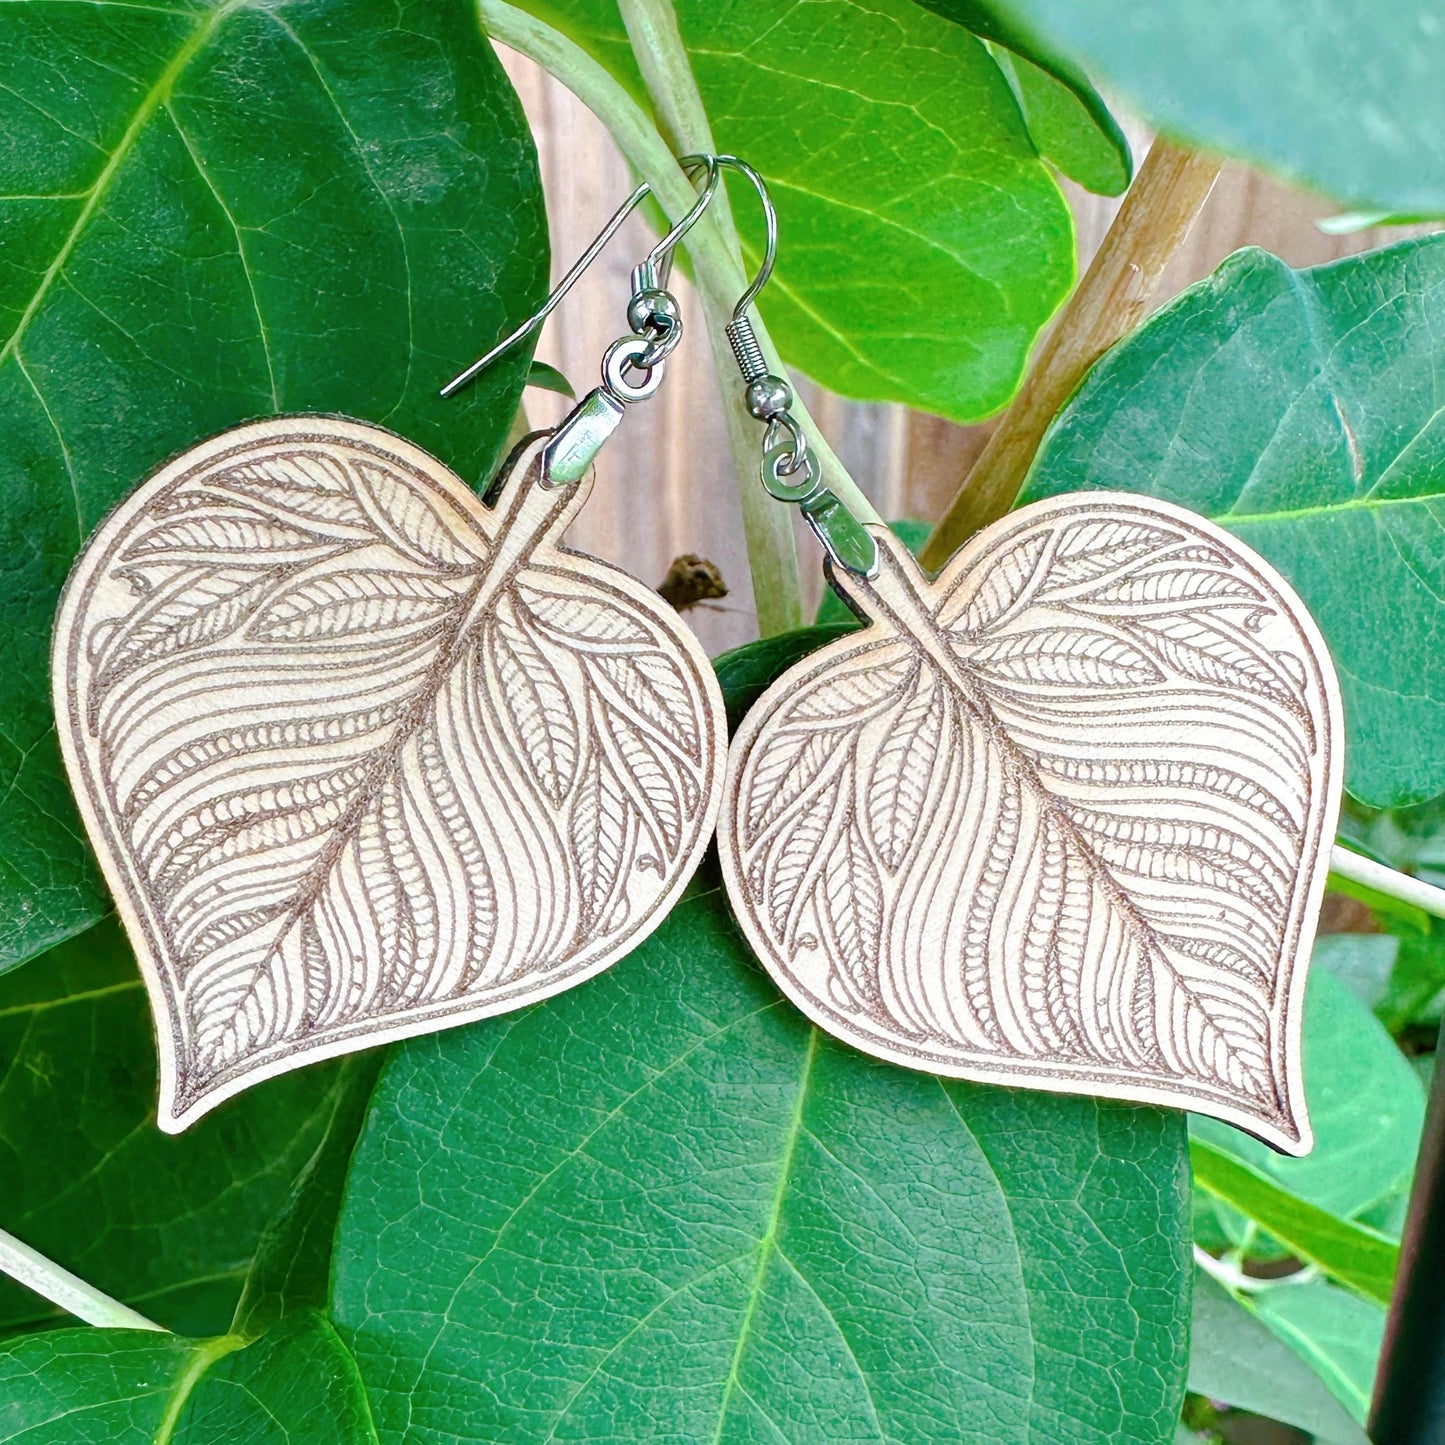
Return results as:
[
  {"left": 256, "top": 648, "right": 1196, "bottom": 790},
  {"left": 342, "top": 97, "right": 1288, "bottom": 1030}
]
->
[{"left": 54, "top": 158, "right": 1339, "bottom": 1153}]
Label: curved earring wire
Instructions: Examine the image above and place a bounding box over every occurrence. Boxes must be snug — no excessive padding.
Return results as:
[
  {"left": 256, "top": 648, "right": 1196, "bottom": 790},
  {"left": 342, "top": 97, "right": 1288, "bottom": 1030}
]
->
[
  {"left": 441, "top": 155, "right": 721, "bottom": 398},
  {"left": 677, "top": 152, "right": 778, "bottom": 319}
]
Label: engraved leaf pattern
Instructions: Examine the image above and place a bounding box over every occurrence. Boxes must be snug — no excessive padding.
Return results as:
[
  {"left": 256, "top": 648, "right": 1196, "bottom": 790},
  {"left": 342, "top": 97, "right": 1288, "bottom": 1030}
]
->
[
  {"left": 56, "top": 423, "right": 722, "bottom": 1128},
  {"left": 723, "top": 497, "right": 1339, "bottom": 1149}
]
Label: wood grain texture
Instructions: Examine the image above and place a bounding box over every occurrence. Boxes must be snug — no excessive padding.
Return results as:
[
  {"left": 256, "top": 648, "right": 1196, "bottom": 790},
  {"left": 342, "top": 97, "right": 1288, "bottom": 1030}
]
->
[
  {"left": 719, "top": 493, "right": 1341, "bottom": 1152},
  {"left": 53, "top": 418, "right": 726, "bottom": 1132}
]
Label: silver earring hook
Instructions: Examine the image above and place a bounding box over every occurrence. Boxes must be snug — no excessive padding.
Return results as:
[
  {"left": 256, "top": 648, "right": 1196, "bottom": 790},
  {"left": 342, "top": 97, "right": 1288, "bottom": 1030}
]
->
[
  {"left": 676, "top": 153, "right": 777, "bottom": 320},
  {"left": 441, "top": 156, "right": 721, "bottom": 399},
  {"left": 703, "top": 155, "right": 878, "bottom": 580}
]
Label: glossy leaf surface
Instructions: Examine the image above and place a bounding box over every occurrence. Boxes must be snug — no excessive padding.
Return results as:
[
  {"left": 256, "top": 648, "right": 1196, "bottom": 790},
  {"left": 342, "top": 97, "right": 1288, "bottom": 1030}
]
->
[
  {"left": 0, "top": 0, "right": 547, "bottom": 973},
  {"left": 1022, "top": 239, "right": 1445, "bottom": 807},
  {"left": 333, "top": 879, "right": 1189, "bottom": 1442},
  {"left": 0, "top": 919, "right": 364, "bottom": 1337},
  {"left": 984, "top": 0, "right": 1445, "bottom": 211},
  {"left": 0, "top": 1312, "right": 374, "bottom": 1443},
  {"left": 1189, "top": 1273, "right": 1368, "bottom": 1445},
  {"left": 513, "top": 0, "right": 1075, "bottom": 421}
]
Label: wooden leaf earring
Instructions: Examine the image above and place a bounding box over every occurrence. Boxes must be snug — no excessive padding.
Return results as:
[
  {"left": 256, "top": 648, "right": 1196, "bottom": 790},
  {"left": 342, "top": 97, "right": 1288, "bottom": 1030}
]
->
[
  {"left": 53, "top": 164, "right": 729, "bottom": 1131},
  {"left": 712, "top": 157, "right": 1340, "bottom": 1155}
]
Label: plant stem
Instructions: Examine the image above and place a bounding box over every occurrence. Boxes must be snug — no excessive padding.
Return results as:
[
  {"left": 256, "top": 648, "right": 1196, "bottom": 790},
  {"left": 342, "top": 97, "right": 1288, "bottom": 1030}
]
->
[
  {"left": 0, "top": 1226, "right": 163, "bottom": 1331},
  {"left": 484, "top": 0, "right": 883, "bottom": 632},
  {"left": 919, "top": 138, "right": 1221, "bottom": 571},
  {"left": 1331, "top": 846, "right": 1445, "bottom": 921},
  {"left": 1192, "top": 1244, "right": 1315, "bottom": 1295},
  {"left": 612, "top": 0, "right": 811, "bottom": 632}
]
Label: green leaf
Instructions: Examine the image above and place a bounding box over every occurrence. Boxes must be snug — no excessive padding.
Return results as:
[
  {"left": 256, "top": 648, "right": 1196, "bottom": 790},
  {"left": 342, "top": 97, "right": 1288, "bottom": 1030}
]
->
[
  {"left": 526, "top": 359, "right": 575, "bottom": 397},
  {"left": 514, "top": 0, "right": 1075, "bottom": 421},
  {"left": 1312, "top": 933, "right": 1401, "bottom": 1014},
  {"left": 1376, "top": 922, "right": 1445, "bottom": 1034},
  {"left": 1020, "top": 238, "right": 1445, "bottom": 807},
  {"left": 170, "top": 1312, "right": 376, "bottom": 1444},
  {"left": 982, "top": 0, "right": 1445, "bottom": 212},
  {"left": 231, "top": 1055, "right": 385, "bottom": 1336},
  {"left": 0, "top": 921, "right": 367, "bottom": 1337},
  {"left": 1319, "top": 212, "right": 1445, "bottom": 236},
  {"left": 1191, "top": 966, "right": 1424, "bottom": 1222},
  {"left": 909, "top": 0, "right": 1129, "bottom": 189},
  {"left": 0, "top": 1329, "right": 206, "bottom": 1442},
  {"left": 0, "top": 0, "right": 548, "bottom": 973},
  {"left": 1241, "top": 1278, "right": 1386, "bottom": 1428},
  {"left": 1188, "top": 1272, "right": 1368, "bottom": 1445},
  {"left": 1189, "top": 1140, "right": 1399, "bottom": 1306},
  {"left": 0, "top": 1312, "right": 374, "bottom": 1443},
  {"left": 331, "top": 882, "right": 1190, "bottom": 1442},
  {"left": 988, "top": 46, "right": 1131, "bottom": 195}
]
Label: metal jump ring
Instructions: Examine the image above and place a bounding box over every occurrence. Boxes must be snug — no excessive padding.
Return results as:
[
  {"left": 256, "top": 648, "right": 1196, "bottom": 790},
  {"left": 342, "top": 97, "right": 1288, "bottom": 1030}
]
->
[
  {"left": 763, "top": 413, "right": 810, "bottom": 470},
  {"left": 637, "top": 313, "right": 682, "bottom": 369},
  {"left": 603, "top": 335, "right": 664, "bottom": 403},
  {"left": 762, "top": 436, "right": 821, "bottom": 503}
]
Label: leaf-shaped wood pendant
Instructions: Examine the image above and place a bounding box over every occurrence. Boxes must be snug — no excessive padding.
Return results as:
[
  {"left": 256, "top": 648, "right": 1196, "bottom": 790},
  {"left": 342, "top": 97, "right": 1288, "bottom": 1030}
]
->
[
  {"left": 54, "top": 418, "right": 726, "bottom": 1131},
  {"left": 719, "top": 494, "right": 1341, "bottom": 1153}
]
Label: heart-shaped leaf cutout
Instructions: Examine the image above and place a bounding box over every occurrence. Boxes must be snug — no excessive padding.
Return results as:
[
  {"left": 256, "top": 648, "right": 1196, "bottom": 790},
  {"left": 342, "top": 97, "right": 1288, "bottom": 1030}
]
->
[
  {"left": 720, "top": 493, "right": 1340, "bottom": 1153},
  {"left": 54, "top": 419, "right": 726, "bottom": 1132}
]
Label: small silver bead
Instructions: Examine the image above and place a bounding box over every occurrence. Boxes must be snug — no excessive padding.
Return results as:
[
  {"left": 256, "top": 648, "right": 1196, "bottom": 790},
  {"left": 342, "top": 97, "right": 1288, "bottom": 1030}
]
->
[
  {"left": 627, "top": 288, "right": 681, "bottom": 336},
  {"left": 746, "top": 375, "right": 793, "bottom": 420}
]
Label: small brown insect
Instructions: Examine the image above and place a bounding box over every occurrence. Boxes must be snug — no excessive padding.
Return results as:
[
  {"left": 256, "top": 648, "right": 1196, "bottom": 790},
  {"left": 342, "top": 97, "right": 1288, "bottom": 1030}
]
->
[{"left": 658, "top": 554, "right": 729, "bottom": 611}]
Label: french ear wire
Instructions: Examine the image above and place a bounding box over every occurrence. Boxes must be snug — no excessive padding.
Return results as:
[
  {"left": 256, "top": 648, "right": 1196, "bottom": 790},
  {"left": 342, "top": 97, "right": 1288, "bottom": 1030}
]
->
[
  {"left": 440, "top": 155, "right": 721, "bottom": 399},
  {"left": 700, "top": 153, "right": 879, "bottom": 579}
]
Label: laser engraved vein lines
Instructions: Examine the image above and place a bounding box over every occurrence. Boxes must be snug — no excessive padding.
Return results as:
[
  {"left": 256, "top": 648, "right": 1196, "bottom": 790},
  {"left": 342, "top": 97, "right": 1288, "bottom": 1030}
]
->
[
  {"left": 55, "top": 420, "right": 725, "bottom": 1131},
  {"left": 721, "top": 494, "right": 1340, "bottom": 1153}
]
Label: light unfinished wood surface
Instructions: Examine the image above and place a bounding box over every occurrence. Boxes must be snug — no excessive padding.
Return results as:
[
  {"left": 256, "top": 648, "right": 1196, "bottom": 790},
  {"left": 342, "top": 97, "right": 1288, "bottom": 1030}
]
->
[
  {"left": 54, "top": 420, "right": 727, "bottom": 1130},
  {"left": 719, "top": 493, "right": 1342, "bottom": 1152}
]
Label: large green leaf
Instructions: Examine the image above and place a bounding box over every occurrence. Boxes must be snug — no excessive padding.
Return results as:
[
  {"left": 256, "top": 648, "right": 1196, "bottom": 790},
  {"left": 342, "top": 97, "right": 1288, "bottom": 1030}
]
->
[
  {"left": 0, "top": 920, "right": 369, "bottom": 1337},
  {"left": 982, "top": 0, "right": 1445, "bottom": 212},
  {"left": 0, "top": 1311, "right": 374, "bottom": 1443},
  {"left": 513, "top": 0, "right": 1075, "bottom": 421},
  {"left": 1021, "top": 238, "right": 1445, "bottom": 807},
  {"left": 0, "top": 0, "right": 547, "bottom": 972},
  {"left": 1188, "top": 1273, "right": 1367, "bottom": 1445},
  {"left": 332, "top": 884, "right": 1190, "bottom": 1442}
]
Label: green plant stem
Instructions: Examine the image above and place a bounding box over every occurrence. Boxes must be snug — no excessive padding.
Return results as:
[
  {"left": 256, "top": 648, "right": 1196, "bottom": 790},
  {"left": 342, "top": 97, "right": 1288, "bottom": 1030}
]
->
[
  {"left": 1331, "top": 846, "right": 1445, "bottom": 920},
  {"left": 611, "top": 0, "right": 808, "bottom": 636},
  {"left": 1193, "top": 1244, "right": 1317, "bottom": 1296},
  {"left": 0, "top": 1226, "right": 163, "bottom": 1331},
  {"left": 482, "top": 0, "right": 881, "bottom": 633}
]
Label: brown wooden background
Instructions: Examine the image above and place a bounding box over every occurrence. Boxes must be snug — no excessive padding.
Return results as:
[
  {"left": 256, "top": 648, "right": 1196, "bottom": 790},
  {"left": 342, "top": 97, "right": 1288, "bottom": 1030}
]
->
[{"left": 499, "top": 48, "right": 1438, "bottom": 656}]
